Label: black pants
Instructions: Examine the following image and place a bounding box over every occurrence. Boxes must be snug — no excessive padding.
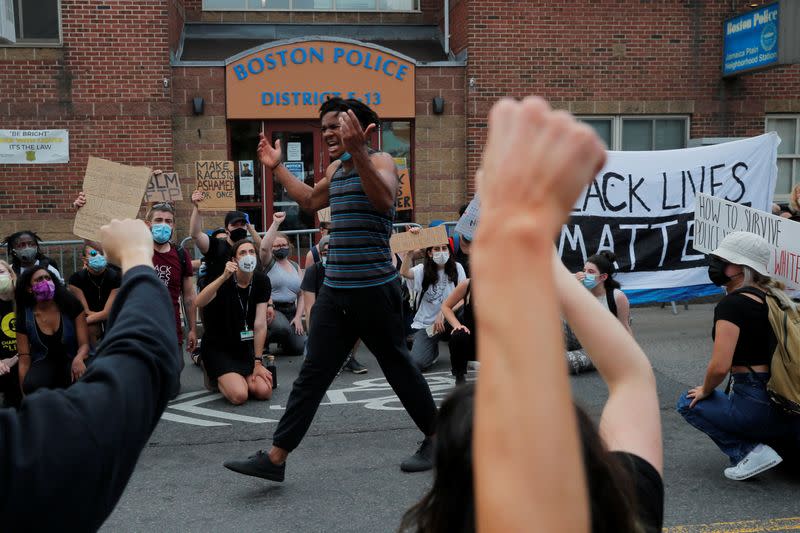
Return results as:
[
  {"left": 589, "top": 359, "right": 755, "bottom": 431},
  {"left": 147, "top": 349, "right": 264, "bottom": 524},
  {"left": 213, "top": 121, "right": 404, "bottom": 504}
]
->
[
  {"left": 0, "top": 365, "right": 22, "bottom": 408},
  {"left": 448, "top": 329, "right": 476, "bottom": 378},
  {"left": 273, "top": 279, "right": 437, "bottom": 452},
  {"left": 22, "top": 356, "right": 71, "bottom": 395}
]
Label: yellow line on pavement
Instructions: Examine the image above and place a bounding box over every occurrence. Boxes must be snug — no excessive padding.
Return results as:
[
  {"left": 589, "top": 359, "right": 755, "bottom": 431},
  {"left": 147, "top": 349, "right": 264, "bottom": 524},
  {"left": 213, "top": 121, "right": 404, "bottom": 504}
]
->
[{"left": 666, "top": 517, "right": 800, "bottom": 533}]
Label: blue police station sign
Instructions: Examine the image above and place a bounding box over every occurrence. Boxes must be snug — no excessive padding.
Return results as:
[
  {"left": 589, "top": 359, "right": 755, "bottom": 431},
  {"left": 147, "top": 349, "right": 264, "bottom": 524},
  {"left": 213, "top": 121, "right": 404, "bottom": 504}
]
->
[{"left": 723, "top": 3, "right": 780, "bottom": 76}]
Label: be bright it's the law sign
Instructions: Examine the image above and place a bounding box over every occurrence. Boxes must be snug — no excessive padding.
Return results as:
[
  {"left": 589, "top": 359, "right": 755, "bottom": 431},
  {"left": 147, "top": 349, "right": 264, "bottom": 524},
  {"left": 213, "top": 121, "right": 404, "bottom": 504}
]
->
[{"left": 0, "top": 130, "right": 69, "bottom": 164}]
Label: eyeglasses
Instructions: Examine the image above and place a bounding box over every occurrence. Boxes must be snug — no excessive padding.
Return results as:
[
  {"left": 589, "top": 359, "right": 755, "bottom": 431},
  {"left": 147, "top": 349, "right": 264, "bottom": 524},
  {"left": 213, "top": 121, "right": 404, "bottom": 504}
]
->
[{"left": 151, "top": 202, "right": 175, "bottom": 213}]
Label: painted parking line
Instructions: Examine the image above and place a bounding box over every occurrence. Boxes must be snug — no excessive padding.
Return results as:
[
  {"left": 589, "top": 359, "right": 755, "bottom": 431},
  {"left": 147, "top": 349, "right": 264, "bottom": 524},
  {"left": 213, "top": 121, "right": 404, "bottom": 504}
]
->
[
  {"left": 160, "top": 412, "right": 229, "bottom": 427},
  {"left": 665, "top": 517, "right": 800, "bottom": 532}
]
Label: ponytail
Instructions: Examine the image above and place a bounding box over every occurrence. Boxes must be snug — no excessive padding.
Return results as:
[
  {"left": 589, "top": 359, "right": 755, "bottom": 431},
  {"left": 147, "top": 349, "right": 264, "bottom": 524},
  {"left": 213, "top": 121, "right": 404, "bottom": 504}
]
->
[{"left": 587, "top": 251, "right": 621, "bottom": 291}]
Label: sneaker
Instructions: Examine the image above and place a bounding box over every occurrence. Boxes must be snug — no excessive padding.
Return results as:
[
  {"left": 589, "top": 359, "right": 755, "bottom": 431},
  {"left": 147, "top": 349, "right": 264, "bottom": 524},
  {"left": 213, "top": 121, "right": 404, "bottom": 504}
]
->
[
  {"left": 223, "top": 450, "right": 286, "bottom": 482},
  {"left": 454, "top": 372, "right": 466, "bottom": 385},
  {"left": 190, "top": 347, "right": 201, "bottom": 366},
  {"left": 400, "top": 436, "right": 434, "bottom": 473},
  {"left": 724, "top": 444, "right": 782, "bottom": 481},
  {"left": 344, "top": 356, "right": 368, "bottom": 374}
]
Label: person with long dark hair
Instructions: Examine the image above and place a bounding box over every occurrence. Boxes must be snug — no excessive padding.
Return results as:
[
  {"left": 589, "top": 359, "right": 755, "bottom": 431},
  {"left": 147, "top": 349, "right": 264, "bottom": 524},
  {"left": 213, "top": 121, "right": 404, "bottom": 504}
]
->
[
  {"left": 196, "top": 239, "right": 273, "bottom": 405},
  {"left": 400, "top": 243, "right": 466, "bottom": 371},
  {"left": 469, "top": 97, "right": 661, "bottom": 531},
  {"left": 4, "top": 230, "right": 63, "bottom": 283},
  {"left": 576, "top": 250, "right": 632, "bottom": 334},
  {"left": 15, "top": 265, "right": 90, "bottom": 395}
]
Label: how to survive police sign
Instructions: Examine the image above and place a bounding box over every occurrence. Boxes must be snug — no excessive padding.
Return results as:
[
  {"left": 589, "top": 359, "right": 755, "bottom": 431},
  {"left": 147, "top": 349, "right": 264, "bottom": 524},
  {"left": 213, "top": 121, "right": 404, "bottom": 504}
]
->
[{"left": 559, "top": 133, "right": 779, "bottom": 303}]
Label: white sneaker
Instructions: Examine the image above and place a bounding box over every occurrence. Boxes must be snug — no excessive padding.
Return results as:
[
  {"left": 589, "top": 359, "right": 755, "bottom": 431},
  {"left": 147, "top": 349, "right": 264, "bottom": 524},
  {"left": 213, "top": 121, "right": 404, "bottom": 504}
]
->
[{"left": 724, "top": 445, "right": 782, "bottom": 481}]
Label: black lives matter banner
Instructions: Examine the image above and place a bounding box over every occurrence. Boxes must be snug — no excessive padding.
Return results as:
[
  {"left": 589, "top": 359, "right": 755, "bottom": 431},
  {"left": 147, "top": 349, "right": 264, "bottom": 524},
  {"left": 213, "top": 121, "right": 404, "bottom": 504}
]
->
[{"left": 558, "top": 133, "right": 779, "bottom": 303}]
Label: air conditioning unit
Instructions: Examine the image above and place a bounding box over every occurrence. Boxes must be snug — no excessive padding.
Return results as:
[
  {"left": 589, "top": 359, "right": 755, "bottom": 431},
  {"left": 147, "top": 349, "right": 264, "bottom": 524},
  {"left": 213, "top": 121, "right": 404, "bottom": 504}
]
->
[{"left": 0, "top": 0, "right": 15, "bottom": 44}]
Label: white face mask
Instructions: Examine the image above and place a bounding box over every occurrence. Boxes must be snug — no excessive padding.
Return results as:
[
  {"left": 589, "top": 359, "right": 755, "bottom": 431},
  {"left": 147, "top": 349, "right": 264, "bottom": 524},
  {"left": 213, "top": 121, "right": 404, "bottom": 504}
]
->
[
  {"left": 432, "top": 251, "right": 449, "bottom": 266},
  {"left": 238, "top": 255, "right": 257, "bottom": 273}
]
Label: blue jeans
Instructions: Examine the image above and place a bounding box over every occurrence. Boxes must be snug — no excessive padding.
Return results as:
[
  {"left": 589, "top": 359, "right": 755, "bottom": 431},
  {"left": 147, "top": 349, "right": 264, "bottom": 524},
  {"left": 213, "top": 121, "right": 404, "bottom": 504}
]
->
[{"left": 677, "top": 372, "right": 800, "bottom": 464}]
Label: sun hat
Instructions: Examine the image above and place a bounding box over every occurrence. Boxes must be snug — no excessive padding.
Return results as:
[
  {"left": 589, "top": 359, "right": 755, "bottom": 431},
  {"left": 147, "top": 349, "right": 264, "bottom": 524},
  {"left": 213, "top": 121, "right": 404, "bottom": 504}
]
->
[{"left": 710, "top": 231, "right": 771, "bottom": 276}]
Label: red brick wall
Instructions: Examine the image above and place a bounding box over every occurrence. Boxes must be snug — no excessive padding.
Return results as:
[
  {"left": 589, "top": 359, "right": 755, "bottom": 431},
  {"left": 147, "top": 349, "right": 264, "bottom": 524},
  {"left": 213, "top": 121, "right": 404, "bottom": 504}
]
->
[
  {"left": 465, "top": 0, "right": 800, "bottom": 195},
  {"left": 0, "top": 0, "right": 174, "bottom": 239},
  {"left": 169, "top": 0, "right": 186, "bottom": 54},
  {"left": 448, "top": 0, "right": 467, "bottom": 54}
]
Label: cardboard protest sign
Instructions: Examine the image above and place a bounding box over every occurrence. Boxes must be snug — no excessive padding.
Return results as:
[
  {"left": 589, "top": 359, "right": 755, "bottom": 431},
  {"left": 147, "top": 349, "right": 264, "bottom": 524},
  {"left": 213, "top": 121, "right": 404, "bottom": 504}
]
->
[
  {"left": 394, "top": 157, "right": 413, "bottom": 211},
  {"left": 73, "top": 157, "right": 153, "bottom": 241},
  {"left": 195, "top": 161, "right": 236, "bottom": 211},
  {"left": 693, "top": 193, "right": 800, "bottom": 289},
  {"left": 390, "top": 225, "right": 449, "bottom": 254},
  {"left": 144, "top": 172, "right": 182, "bottom": 202},
  {"left": 317, "top": 207, "right": 331, "bottom": 223},
  {"left": 454, "top": 197, "right": 480, "bottom": 240}
]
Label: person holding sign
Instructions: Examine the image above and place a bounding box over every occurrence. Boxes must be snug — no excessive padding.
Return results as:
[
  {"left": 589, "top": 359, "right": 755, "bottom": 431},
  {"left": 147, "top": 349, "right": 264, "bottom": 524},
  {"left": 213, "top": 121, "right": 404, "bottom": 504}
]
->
[
  {"left": 195, "top": 240, "right": 273, "bottom": 405},
  {"left": 399, "top": 240, "right": 466, "bottom": 371},
  {"left": 677, "top": 231, "right": 800, "bottom": 481},
  {"left": 224, "top": 98, "right": 438, "bottom": 480}
]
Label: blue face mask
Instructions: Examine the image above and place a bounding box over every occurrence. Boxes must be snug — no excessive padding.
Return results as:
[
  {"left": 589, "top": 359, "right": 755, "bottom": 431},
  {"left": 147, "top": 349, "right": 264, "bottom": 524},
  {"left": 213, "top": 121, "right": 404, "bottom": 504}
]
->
[
  {"left": 339, "top": 152, "right": 352, "bottom": 162},
  {"left": 88, "top": 254, "right": 107, "bottom": 272},
  {"left": 582, "top": 273, "right": 600, "bottom": 290},
  {"left": 151, "top": 223, "right": 172, "bottom": 244}
]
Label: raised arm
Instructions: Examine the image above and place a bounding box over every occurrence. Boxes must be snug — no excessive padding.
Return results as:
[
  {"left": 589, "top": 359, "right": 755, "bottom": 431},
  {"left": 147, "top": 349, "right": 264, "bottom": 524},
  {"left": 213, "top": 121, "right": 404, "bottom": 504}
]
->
[
  {"left": 258, "top": 212, "right": 286, "bottom": 264},
  {"left": 399, "top": 250, "right": 416, "bottom": 280},
  {"left": 340, "top": 110, "right": 397, "bottom": 213},
  {"left": 472, "top": 97, "right": 606, "bottom": 533},
  {"left": 0, "top": 219, "right": 181, "bottom": 531},
  {"left": 190, "top": 190, "right": 211, "bottom": 254},
  {"left": 195, "top": 261, "right": 237, "bottom": 308},
  {"left": 258, "top": 133, "right": 330, "bottom": 212},
  {"left": 554, "top": 258, "right": 662, "bottom": 473}
]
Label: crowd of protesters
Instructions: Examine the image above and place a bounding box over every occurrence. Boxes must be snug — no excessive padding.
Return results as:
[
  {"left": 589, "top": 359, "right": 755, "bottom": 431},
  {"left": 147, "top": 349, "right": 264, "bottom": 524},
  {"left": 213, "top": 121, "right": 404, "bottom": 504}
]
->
[{"left": 3, "top": 95, "right": 800, "bottom": 532}]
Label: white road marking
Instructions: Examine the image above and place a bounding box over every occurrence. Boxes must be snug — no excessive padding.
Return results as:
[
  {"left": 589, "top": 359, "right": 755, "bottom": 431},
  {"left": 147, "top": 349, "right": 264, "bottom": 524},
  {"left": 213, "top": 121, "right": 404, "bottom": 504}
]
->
[
  {"left": 160, "top": 412, "right": 230, "bottom": 427},
  {"left": 167, "top": 393, "right": 277, "bottom": 423}
]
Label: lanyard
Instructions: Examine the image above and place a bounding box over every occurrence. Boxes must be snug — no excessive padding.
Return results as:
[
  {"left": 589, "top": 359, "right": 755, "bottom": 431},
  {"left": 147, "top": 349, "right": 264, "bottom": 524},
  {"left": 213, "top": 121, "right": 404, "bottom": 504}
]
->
[{"left": 234, "top": 276, "right": 253, "bottom": 331}]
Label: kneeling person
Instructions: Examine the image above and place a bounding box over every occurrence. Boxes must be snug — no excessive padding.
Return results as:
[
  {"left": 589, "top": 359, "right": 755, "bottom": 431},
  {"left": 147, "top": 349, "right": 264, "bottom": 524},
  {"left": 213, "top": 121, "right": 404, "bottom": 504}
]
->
[{"left": 196, "top": 240, "right": 273, "bottom": 405}]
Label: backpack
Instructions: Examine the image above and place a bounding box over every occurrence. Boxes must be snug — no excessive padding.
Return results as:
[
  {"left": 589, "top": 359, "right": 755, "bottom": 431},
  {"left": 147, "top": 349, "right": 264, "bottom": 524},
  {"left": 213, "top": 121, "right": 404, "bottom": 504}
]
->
[{"left": 735, "top": 286, "right": 800, "bottom": 415}]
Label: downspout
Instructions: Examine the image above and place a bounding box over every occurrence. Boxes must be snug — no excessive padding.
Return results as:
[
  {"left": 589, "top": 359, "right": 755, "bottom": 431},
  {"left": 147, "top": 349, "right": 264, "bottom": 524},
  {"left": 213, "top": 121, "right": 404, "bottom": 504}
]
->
[{"left": 444, "top": 0, "right": 450, "bottom": 58}]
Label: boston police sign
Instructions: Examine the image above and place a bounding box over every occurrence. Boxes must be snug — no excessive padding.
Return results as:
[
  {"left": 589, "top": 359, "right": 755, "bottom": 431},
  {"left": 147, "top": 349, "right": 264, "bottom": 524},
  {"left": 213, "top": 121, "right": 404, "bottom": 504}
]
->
[{"left": 723, "top": 1, "right": 800, "bottom": 77}]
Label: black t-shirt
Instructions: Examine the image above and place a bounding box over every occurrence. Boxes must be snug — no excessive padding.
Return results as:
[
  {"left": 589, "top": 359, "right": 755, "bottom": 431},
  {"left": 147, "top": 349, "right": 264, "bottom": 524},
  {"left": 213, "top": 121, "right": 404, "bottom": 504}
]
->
[
  {"left": 301, "top": 262, "right": 326, "bottom": 296},
  {"left": 0, "top": 299, "right": 16, "bottom": 359},
  {"left": 612, "top": 452, "right": 664, "bottom": 533},
  {"left": 203, "top": 238, "right": 233, "bottom": 285},
  {"left": 202, "top": 272, "right": 270, "bottom": 347},
  {"left": 712, "top": 291, "right": 776, "bottom": 367},
  {"left": 68, "top": 268, "right": 122, "bottom": 312}
]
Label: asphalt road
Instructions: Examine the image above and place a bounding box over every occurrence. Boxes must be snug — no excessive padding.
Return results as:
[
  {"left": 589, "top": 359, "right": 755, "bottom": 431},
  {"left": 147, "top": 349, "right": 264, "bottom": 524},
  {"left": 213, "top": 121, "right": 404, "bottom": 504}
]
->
[{"left": 101, "top": 303, "right": 800, "bottom": 533}]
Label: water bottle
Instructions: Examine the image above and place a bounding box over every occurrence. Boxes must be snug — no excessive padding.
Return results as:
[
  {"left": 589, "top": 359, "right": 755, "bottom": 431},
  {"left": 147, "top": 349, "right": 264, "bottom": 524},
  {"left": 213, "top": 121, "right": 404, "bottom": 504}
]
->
[{"left": 264, "top": 354, "right": 277, "bottom": 389}]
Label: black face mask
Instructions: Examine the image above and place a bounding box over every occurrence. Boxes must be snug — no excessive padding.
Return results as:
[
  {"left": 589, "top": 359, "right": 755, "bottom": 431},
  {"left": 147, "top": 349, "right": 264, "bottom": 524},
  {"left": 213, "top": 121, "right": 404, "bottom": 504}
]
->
[
  {"left": 707, "top": 256, "right": 731, "bottom": 286},
  {"left": 229, "top": 228, "right": 248, "bottom": 242}
]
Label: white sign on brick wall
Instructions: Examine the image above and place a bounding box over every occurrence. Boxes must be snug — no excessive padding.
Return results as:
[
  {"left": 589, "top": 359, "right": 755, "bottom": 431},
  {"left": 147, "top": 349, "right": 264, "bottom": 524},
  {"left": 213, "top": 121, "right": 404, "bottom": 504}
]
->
[{"left": 0, "top": 130, "right": 69, "bottom": 164}]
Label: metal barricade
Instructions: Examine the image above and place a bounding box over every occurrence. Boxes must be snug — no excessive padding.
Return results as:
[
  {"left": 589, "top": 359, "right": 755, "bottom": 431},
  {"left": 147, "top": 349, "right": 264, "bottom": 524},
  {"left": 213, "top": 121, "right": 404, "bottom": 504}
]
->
[{"left": 0, "top": 240, "right": 86, "bottom": 281}]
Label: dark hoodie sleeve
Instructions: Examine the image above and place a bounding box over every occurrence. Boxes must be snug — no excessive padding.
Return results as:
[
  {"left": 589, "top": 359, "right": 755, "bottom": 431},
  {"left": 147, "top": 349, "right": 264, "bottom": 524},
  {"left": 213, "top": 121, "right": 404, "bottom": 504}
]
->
[{"left": 0, "top": 266, "right": 180, "bottom": 532}]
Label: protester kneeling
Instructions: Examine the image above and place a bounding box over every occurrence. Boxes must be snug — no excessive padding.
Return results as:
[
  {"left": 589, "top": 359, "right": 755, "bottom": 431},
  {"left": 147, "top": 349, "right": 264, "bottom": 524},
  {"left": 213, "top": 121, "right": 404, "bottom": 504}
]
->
[{"left": 196, "top": 240, "right": 273, "bottom": 405}]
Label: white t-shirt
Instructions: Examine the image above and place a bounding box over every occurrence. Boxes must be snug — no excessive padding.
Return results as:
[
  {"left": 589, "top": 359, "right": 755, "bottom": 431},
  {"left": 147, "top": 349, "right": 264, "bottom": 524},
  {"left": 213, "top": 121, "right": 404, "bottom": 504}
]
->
[{"left": 407, "top": 262, "right": 466, "bottom": 329}]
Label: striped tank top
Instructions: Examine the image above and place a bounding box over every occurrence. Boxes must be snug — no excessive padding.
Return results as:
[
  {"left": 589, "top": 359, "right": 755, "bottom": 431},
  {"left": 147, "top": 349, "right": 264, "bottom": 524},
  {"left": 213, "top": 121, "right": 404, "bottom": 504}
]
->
[{"left": 324, "top": 163, "right": 397, "bottom": 289}]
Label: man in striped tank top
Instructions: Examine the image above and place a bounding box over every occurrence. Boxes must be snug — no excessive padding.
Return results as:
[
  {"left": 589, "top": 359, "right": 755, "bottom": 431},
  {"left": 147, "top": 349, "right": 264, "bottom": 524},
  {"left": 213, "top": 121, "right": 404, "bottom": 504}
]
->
[{"left": 224, "top": 98, "right": 438, "bottom": 481}]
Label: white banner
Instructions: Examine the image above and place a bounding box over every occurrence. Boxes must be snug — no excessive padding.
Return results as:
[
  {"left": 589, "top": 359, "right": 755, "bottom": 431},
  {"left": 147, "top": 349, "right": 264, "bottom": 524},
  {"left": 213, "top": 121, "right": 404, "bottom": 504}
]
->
[
  {"left": 0, "top": 130, "right": 69, "bottom": 164},
  {"left": 694, "top": 193, "right": 800, "bottom": 289},
  {"left": 558, "top": 133, "right": 779, "bottom": 292}
]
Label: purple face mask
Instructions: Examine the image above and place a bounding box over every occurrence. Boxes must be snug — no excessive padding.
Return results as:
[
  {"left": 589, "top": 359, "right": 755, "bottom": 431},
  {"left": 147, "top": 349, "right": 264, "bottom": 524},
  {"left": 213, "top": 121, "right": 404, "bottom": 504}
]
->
[{"left": 32, "top": 279, "right": 55, "bottom": 302}]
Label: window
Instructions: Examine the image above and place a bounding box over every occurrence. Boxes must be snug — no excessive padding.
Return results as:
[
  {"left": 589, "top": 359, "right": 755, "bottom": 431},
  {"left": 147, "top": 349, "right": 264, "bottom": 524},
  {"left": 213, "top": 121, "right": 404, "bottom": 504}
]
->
[
  {"left": 202, "top": 0, "right": 418, "bottom": 10},
  {"left": 10, "top": 0, "right": 60, "bottom": 44},
  {"left": 766, "top": 116, "right": 800, "bottom": 196},
  {"left": 579, "top": 116, "right": 689, "bottom": 151}
]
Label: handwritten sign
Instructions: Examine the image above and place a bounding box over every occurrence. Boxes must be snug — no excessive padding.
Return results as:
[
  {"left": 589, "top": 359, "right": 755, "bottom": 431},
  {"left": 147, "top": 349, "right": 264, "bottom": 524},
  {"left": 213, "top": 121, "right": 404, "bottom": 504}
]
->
[
  {"left": 454, "top": 196, "right": 479, "bottom": 240},
  {"left": 394, "top": 157, "right": 413, "bottom": 211},
  {"left": 390, "top": 226, "right": 448, "bottom": 254},
  {"left": 144, "top": 172, "right": 182, "bottom": 202},
  {"left": 73, "top": 157, "right": 153, "bottom": 241},
  {"left": 196, "top": 161, "right": 236, "bottom": 211},
  {"left": 317, "top": 207, "right": 331, "bottom": 223},
  {"left": 693, "top": 193, "right": 800, "bottom": 289}
]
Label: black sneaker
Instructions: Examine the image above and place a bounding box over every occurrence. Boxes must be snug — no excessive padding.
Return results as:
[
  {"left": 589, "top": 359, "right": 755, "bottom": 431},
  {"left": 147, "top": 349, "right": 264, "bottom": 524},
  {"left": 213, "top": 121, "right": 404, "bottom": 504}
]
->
[
  {"left": 223, "top": 450, "right": 285, "bottom": 482},
  {"left": 344, "top": 356, "right": 368, "bottom": 374},
  {"left": 400, "top": 437, "right": 434, "bottom": 472}
]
